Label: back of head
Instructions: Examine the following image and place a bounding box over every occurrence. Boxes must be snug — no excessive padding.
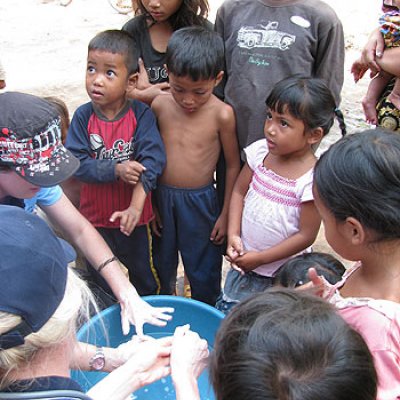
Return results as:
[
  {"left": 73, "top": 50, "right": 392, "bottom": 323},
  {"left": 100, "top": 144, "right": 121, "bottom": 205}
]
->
[
  {"left": 210, "top": 288, "right": 377, "bottom": 400},
  {"left": 266, "top": 77, "right": 346, "bottom": 137},
  {"left": 275, "top": 252, "right": 346, "bottom": 287},
  {"left": 88, "top": 29, "right": 138, "bottom": 74},
  {"left": 166, "top": 26, "right": 224, "bottom": 81},
  {"left": 314, "top": 128, "right": 400, "bottom": 242}
]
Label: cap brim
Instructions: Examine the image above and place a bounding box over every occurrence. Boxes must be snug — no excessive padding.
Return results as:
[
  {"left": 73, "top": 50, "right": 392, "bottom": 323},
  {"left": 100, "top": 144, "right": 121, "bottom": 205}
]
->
[{"left": 14, "top": 147, "right": 80, "bottom": 188}]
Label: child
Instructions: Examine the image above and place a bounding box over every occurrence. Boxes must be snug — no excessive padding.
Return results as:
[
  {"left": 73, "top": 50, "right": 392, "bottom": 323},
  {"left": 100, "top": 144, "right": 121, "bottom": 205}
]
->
[
  {"left": 312, "top": 128, "right": 400, "bottom": 398},
  {"left": 66, "top": 30, "right": 166, "bottom": 297},
  {"left": 151, "top": 27, "right": 240, "bottom": 305},
  {"left": 122, "top": 0, "right": 211, "bottom": 104},
  {"left": 352, "top": 1, "right": 400, "bottom": 124},
  {"left": 210, "top": 289, "right": 377, "bottom": 400},
  {"left": 274, "top": 252, "right": 345, "bottom": 288},
  {"left": 216, "top": 77, "right": 346, "bottom": 313},
  {"left": 214, "top": 0, "right": 344, "bottom": 153}
]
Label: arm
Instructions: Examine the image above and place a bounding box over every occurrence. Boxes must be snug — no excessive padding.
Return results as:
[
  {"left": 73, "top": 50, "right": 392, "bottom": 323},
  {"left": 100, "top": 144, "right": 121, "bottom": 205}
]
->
[
  {"left": 86, "top": 337, "right": 172, "bottom": 400},
  {"left": 42, "top": 193, "right": 173, "bottom": 336},
  {"left": 314, "top": 18, "right": 345, "bottom": 105},
  {"left": 225, "top": 163, "right": 253, "bottom": 262},
  {"left": 233, "top": 201, "right": 321, "bottom": 272},
  {"left": 210, "top": 105, "right": 240, "bottom": 244},
  {"left": 110, "top": 181, "right": 147, "bottom": 236},
  {"left": 65, "top": 104, "right": 117, "bottom": 183},
  {"left": 360, "top": 27, "right": 386, "bottom": 76}
]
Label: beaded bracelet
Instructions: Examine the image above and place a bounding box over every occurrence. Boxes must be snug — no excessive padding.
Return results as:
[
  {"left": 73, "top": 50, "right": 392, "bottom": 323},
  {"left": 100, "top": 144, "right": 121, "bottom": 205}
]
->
[{"left": 97, "top": 255, "right": 118, "bottom": 273}]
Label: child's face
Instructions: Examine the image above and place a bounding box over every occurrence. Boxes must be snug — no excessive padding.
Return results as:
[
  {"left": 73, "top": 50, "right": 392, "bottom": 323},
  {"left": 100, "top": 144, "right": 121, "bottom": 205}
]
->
[
  {"left": 86, "top": 50, "right": 133, "bottom": 111},
  {"left": 264, "top": 106, "right": 311, "bottom": 156},
  {"left": 168, "top": 72, "right": 221, "bottom": 113},
  {"left": 141, "top": 0, "right": 183, "bottom": 23}
]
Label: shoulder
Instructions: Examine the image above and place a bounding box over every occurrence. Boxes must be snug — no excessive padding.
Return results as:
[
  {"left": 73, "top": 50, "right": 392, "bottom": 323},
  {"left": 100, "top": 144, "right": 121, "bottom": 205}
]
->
[
  {"left": 302, "top": 0, "right": 342, "bottom": 24},
  {"left": 244, "top": 139, "right": 268, "bottom": 170},
  {"left": 151, "top": 94, "right": 174, "bottom": 114},
  {"left": 215, "top": 98, "right": 235, "bottom": 123},
  {"left": 122, "top": 15, "right": 147, "bottom": 34},
  {"left": 73, "top": 102, "right": 94, "bottom": 117}
]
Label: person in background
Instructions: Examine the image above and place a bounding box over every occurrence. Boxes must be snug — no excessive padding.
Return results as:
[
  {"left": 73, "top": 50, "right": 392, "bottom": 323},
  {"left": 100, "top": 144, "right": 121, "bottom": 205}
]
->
[
  {"left": 151, "top": 27, "right": 240, "bottom": 305},
  {"left": 66, "top": 30, "right": 166, "bottom": 301},
  {"left": 274, "top": 251, "right": 345, "bottom": 288},
  {"left": 0, "top": 206, "right": 208, "bottom": 399},
  {"left": 0, "top": 91, "right": 173, "bottom": 344},
  {"left": 122, "top": 0, "right": 211, "bottom": 104}
]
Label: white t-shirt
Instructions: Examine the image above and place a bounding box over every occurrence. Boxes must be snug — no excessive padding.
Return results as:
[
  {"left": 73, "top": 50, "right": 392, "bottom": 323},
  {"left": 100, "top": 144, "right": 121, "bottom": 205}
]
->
[{"left": 242, "top": 139, "right": 314, "bottom": 276}]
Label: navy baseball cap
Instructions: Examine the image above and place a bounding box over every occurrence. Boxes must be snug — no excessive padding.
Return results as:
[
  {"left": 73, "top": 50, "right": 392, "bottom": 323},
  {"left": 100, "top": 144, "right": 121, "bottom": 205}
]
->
[
  {"left": 0, "top": 92, "right": 80, "bottom": 187},
  {"left": 0, "top": 205, "right": 76, "bottom": 350}
]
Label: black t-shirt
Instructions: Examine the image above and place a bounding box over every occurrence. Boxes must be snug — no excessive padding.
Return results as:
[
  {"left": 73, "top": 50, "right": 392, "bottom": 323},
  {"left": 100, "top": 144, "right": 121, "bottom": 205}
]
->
[{"left": 122, "top": 15, "right": 213, "bottom": 84}]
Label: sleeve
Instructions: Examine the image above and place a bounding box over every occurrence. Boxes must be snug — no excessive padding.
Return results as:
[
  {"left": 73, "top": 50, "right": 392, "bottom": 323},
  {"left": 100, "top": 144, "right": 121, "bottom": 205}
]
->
[
  {"left": 132, "top": 101, "right": 166, "bottom": 193},
  {"left": 243, "top": 139, "right": 268, "bottom": 171},
  {"left": 65, "top": 104, "right": 117, "bottom": 183},
  {"left": 314, "top": 11, "right": 345, "bottom": 105},
  {"left": 299, "top": 170, "right": 314, "bottom": 203},
  {"left": 24, "top": 186, "right": 63, "bottom": 212}
]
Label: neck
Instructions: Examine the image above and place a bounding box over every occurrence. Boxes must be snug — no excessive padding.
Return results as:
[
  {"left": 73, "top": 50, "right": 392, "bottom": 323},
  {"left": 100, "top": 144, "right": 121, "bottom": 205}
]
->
[
  {"left": 346, "top": 241, "right": 400, "bottom": 302},
  {"left": 8, "top": 340, "right": 72, "bottom": 383}
]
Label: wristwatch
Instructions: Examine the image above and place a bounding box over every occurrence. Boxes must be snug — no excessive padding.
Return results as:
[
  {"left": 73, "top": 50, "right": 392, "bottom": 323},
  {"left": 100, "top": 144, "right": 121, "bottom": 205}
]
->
[{"left": 89, "top": 346, "right": 105, "bottom": 371}]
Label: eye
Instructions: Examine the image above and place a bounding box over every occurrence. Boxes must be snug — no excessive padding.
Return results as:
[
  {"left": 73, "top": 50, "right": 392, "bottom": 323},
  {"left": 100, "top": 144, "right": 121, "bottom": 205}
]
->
[
  {"left": 172, "top": 86, "right": 183, "bottom": 93},
  {"left": 87, "top": 66, "right": 95, "bottom": 73},
  {"left": 195, "top": 91, "right": 206, "bottom": 95},
  {"left": 106, "top": 70, "right": 116, "bottom": 77},
  {"left": 280, "top": 119, "right": 289, "bottom": 127},
  {"left": 265, "top": 111, "right": 272, "bottom": 120}
]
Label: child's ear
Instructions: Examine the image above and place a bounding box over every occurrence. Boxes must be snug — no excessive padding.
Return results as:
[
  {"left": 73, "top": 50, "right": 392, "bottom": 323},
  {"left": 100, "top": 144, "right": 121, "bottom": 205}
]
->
[
  {"left": 344, "top": 217, "right": 366, "bottom": 246},
  {"left": 127, "top": 72, "right": 138, "bottom": 90},
  {"left": 214, "top": 71, "right": 224, "bottom": 87},
  {"left": 307, "top": 127, "right": 324, "bottom": 145}
]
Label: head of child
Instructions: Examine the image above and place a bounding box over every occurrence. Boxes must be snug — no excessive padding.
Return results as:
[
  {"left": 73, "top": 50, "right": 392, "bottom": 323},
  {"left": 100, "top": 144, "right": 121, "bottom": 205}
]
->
[
  {"left": 165, "top": 27, "right": 224, "bottom": 114},
  {"left": 0, "top": 206, "right": 94, "bottom": 390},
  {"left": 0, "top": 92, "right": 79, "bottom": 200},
  {"left": 275, "top": 252, "right": 346, "bottom": 288},
  {"left": 313, "top": 128, "right": 400, "bottom": 262},
  {"left": 87, "top": 30, "right": 138, "bottom": 110},
  {"left": 265, "top": 77, "right": 346, "bottom": 156},
  {"left": 136, "top": 0, "right": 209, "bottom": 30},
  {"left": 210, "top": 288, "right": 377, "bottom": 400}
]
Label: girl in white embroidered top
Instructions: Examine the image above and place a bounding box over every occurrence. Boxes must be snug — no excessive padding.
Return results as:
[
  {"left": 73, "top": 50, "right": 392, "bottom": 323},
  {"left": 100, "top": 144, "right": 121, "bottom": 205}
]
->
[{"left": 216, "top": 77, "right": 346, "bottom": 314}]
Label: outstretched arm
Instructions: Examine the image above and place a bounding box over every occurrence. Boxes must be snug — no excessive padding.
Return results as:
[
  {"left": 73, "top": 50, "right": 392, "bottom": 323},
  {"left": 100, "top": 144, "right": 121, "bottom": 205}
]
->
[{"left": 42, "top": 193, "right": 173, "bottom": 337}]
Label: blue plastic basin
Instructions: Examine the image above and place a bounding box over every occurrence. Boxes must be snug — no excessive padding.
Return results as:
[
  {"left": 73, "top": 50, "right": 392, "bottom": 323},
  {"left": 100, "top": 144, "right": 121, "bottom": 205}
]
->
[{"left": 72, "top": 295, "right": 224, "bottom": 399}]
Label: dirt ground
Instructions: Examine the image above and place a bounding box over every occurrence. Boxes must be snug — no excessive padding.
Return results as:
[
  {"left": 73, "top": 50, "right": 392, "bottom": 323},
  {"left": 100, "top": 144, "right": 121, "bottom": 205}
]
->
[{"left": 0, "top": 0, "right": 384, "bottom": 275}]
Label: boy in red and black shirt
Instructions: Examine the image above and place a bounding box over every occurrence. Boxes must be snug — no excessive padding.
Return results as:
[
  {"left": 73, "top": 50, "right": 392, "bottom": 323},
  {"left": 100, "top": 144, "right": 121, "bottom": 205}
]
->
[{"left": 66, "top": 30, "right": 165, "bottom": 296}]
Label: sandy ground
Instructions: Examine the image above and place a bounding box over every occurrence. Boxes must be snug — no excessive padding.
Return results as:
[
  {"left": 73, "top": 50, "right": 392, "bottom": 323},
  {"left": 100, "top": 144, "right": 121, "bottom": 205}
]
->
[{"left": 0, "top": 0, "right": 384, "bottom": 274}]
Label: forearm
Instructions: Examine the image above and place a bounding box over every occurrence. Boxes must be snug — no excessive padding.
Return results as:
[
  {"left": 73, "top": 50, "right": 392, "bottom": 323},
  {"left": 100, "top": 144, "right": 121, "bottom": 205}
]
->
[
  {"left": 128, "top": 182, "right": 146, "bottom": 214},
  {"left": 227, "top": 190, "right": 244, "bottom": 237},
  {"left": 173, "top": 376, "right": 201, "bottom": 400},
  {"left": 376, "top": 47, "right": 400, "bottom": 77},
  {"left": 220, "top": 163, "right": 241, "bottom": 218}
]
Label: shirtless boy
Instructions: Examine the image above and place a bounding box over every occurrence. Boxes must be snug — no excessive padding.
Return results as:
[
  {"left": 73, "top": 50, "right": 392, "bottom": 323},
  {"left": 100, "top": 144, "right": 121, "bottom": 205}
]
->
[{"left": 151, "top": 27, "right": 240, "bottom": 305}]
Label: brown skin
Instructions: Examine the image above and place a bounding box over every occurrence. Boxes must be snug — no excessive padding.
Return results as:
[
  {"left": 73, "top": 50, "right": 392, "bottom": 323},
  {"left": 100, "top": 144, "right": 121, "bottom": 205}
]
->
[{"left": 151, "top": 71, "right": 240, "bottom": 244}]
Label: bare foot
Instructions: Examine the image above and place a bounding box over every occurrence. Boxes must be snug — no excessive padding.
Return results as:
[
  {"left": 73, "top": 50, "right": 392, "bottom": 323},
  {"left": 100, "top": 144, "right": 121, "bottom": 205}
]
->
[
  {"left": 388, "top": 91, "right": 400, "bottom": 111},
  {"left": 362, "top": 95, "right": 378, "bottom": 125}
]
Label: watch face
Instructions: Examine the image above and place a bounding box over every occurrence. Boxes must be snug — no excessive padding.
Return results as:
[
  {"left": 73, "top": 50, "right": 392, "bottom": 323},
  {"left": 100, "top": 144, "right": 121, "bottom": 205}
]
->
[{"left": 91, "top": 353, "right": 105, "bottom": 371}]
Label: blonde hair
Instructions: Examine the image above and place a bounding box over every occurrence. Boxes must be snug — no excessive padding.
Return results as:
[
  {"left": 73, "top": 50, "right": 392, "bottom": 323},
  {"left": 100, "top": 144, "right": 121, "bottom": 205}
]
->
[{"left": 0, "top": 268, "right": 96, "bottom": 389}]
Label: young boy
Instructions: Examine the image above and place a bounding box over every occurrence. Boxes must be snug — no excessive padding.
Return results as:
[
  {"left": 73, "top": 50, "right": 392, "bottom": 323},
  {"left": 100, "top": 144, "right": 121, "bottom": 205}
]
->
[
  {"left": 66, "top": 30, "right": 166, "bottom": 296},
  {"left": 151, "top": 27, "right": 241, "bottom": 305}
]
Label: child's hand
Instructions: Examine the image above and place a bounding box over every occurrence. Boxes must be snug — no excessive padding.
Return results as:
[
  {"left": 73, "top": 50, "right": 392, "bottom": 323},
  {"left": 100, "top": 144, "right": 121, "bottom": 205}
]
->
[
  {"left": 351, "top": 58, "right": 369, "bottom": 83},
  {"left": 210, "top": 214, "right": 227, "bottom": 245},
  {"left": 296, "top": 268, "right": 334, "bottom": 299},
  {"left": 226, "top": 235, "right": 243, "bottom": 261},
  {"left": 115, "top": 160, "right": 146, "bottom": 185},
  {"left": 231, "top": 251, "right": 261, "bottom": 273},
  {"left": 110, "top": 207, "right": 140, "bottom": 236},
  {"left": 151, "top": 206, "right": 163, "bottom": 237}
]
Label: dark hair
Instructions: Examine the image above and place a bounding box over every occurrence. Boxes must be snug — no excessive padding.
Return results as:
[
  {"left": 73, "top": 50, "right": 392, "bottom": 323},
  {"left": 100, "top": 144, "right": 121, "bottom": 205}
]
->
[
  {"left": 314, "top": 128, "right": 400, "bottom": 242},
  {"left": 88, "top": 30, "right": 138, "bottom": 74},
  {"left": 210, "top": 288, "right": 377, "bottom": 400},
  {"left": 275, "top": 252, "right": 346, "bottom": 288},
  {"left": 137, "top": 0, "right": 209, "bottom": 30},
  {"left": 166, "top": 26, "right": 224, "bottom": 81},
  {"left": 43, "top": 96, "right": 70, "bottom": 144},
  {"left": 266, "top": 77, "right": 346, "bottom": 137}
]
